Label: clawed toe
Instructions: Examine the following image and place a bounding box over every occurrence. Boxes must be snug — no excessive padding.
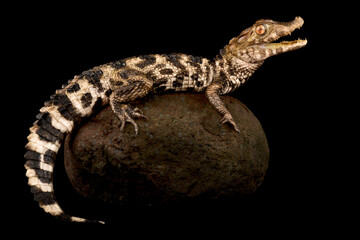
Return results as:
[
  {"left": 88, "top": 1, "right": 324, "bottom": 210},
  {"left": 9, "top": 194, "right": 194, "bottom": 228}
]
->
[
  {"left": 220, "top": 115, "right": 240, "bottom": 133},
  {"left": 133, "top": 107, "right": 143, "bottom": 115},
  {"left": 114, "top": 105, "right": 148, "bottom": 135},
  {"left": 131, "top": 108, "right": 148, "bottom": 120}
]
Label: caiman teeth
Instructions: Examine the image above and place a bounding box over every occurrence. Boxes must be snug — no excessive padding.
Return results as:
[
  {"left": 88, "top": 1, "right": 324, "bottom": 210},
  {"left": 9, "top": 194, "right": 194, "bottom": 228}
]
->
[
  {"left": 279, "top": 38, "right": 307, "bottom": 44},
  {"left": 264, "top": 38, "right": 307, "bottom": 51}
]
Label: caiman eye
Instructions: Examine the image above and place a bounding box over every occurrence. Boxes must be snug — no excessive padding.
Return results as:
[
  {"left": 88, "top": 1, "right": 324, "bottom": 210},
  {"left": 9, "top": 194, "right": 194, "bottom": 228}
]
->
[{"left": 255, "top": 25, "right": 266, "bottom": 35}]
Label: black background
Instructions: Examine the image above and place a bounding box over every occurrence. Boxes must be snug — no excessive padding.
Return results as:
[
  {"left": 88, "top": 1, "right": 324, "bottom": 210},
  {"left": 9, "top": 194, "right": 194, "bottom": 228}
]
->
[{"left": 5, "top": 2, "right": 350, "bottom": 236}]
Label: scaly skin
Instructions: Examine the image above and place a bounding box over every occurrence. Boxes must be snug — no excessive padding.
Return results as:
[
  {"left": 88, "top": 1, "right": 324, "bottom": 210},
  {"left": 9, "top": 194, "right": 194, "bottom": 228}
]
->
[{"left": 24, "top": 17, "right": 307, "bottom": 223}]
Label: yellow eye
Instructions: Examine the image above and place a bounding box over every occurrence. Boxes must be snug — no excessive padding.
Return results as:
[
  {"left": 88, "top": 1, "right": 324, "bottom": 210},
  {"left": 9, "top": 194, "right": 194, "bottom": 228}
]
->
[{"left": 255, "top": 25, "right": 266, "bottom": 35}]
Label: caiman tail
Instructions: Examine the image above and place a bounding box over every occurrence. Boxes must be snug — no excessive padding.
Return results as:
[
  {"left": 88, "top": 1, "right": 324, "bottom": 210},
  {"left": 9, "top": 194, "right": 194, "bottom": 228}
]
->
[{"left": 24, "top": 66, "right": 112, "bottom": 224}]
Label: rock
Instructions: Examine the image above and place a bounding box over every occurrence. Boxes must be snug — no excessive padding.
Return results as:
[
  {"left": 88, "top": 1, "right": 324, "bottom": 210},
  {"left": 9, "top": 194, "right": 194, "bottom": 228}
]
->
[{"left": 64, "top": 93, "right": 269, "bottom": 206}]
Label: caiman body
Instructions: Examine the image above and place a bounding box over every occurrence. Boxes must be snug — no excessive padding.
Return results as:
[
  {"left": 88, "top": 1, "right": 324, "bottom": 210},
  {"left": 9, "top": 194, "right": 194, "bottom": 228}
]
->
[{"left": 25, "top": 17, "right": 307, "bottom": 223}]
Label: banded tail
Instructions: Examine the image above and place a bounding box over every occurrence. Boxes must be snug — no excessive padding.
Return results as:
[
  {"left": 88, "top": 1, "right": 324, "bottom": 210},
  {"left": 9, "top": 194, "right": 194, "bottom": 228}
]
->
[{"left": 24, "top": 66, "right": 112, "bottom": 224}]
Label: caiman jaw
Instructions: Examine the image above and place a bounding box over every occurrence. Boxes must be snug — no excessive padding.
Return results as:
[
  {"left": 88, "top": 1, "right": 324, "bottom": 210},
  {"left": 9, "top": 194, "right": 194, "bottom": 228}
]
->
[{"left": 262, "top": 17, "right": 307, "bottom": 54}]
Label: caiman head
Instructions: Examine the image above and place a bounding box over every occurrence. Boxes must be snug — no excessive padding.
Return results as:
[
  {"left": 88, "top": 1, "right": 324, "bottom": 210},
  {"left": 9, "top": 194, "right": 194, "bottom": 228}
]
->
[{"left": 222, "top": 17, "right": 307, "bottom": 63}]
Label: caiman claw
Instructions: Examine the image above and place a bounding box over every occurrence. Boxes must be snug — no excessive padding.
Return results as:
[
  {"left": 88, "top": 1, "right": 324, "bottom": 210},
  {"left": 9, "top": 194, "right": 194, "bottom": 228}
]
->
[
  {"left": 220, "top": 113, "right": 240, "bottom": 133},
  {"left": 116, "top": 105, "right": 148, "bottom": 135}
]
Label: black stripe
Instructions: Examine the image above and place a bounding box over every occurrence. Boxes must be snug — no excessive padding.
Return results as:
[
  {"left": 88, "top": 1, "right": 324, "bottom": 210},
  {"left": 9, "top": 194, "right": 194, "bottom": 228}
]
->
[
  {"left": 34, "top": 192, "right": 56, "bottom": 205},
  {"left": 25, "top": 160, "right": 41, "bottom": 170},
  {"left": 35, "top": 127, "right": 59, "bottom": 143},
  {"left": 24, "top": 150, "right": 41, "bottom": 161},
  {"left": 81, "top": 69, "right": 104, "bottom": 92},
  {"left": 54, "top": 93, "right": 81, "bottom": 123},
  {"left": 56, "top": 93, "right": 77, "bottom": 108},
  {"left": 57, "top": 105, "right": 75, "bottom": 122},
  {"left": 30, "top": 169, "right": 52, "bottom": 179},
  {"left": 35, "top": 112, "right": 65, "bottom": 140},
  {"left": 44, "top": 155, "right": 55, "bottom": 165},
  {"left": 24, "top": 151, "right": 55, "bottom": 165},
  {"left": 45, "top": 149, "right": 56, "bottom": 159}
]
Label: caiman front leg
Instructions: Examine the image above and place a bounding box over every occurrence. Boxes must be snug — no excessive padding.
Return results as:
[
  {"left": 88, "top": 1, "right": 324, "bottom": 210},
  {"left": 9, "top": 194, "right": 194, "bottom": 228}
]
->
[
  {"left": 110, "top": 80, "right": 152, "bottom": 134},
  {"left": 205, "top": 83, "right": 240, "bottom": 132}
]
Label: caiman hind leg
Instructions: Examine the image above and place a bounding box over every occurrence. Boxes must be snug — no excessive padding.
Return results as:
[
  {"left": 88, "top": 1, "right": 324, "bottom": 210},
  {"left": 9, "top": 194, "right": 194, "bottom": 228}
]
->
[{"left": 110, "top": 80, "right": 152, "bottom": 134}]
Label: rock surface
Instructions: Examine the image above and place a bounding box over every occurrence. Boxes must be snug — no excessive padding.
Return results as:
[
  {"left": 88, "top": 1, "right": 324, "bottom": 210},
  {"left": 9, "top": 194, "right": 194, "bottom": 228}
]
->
[{"left": 64, "top": 93, "right": 269, "bottom": 205}]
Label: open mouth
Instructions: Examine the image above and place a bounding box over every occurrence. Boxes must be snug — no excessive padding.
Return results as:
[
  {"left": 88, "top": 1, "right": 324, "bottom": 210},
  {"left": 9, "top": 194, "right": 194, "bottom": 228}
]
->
[
  {"left": 272, "top": 30, "right": 307, "bottom": 46},
  {"left": 266, "top": 17, "right": 307, "bottom": 50}
]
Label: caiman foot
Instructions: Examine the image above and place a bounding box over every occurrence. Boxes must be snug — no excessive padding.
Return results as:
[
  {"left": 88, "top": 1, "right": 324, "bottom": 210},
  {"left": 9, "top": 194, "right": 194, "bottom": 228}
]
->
[
  {"left": 220, "top": 113, "right": 240, "bottom": 133},
  {"left": 116, "top": 105, "right": 148, "bottom": 135}
]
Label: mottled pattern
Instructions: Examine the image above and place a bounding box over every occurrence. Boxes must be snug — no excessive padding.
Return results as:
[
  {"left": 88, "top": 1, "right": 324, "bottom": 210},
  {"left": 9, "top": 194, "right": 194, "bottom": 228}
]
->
[{"left": 24, "top": 17, "right": 306, "bottom": 223}]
